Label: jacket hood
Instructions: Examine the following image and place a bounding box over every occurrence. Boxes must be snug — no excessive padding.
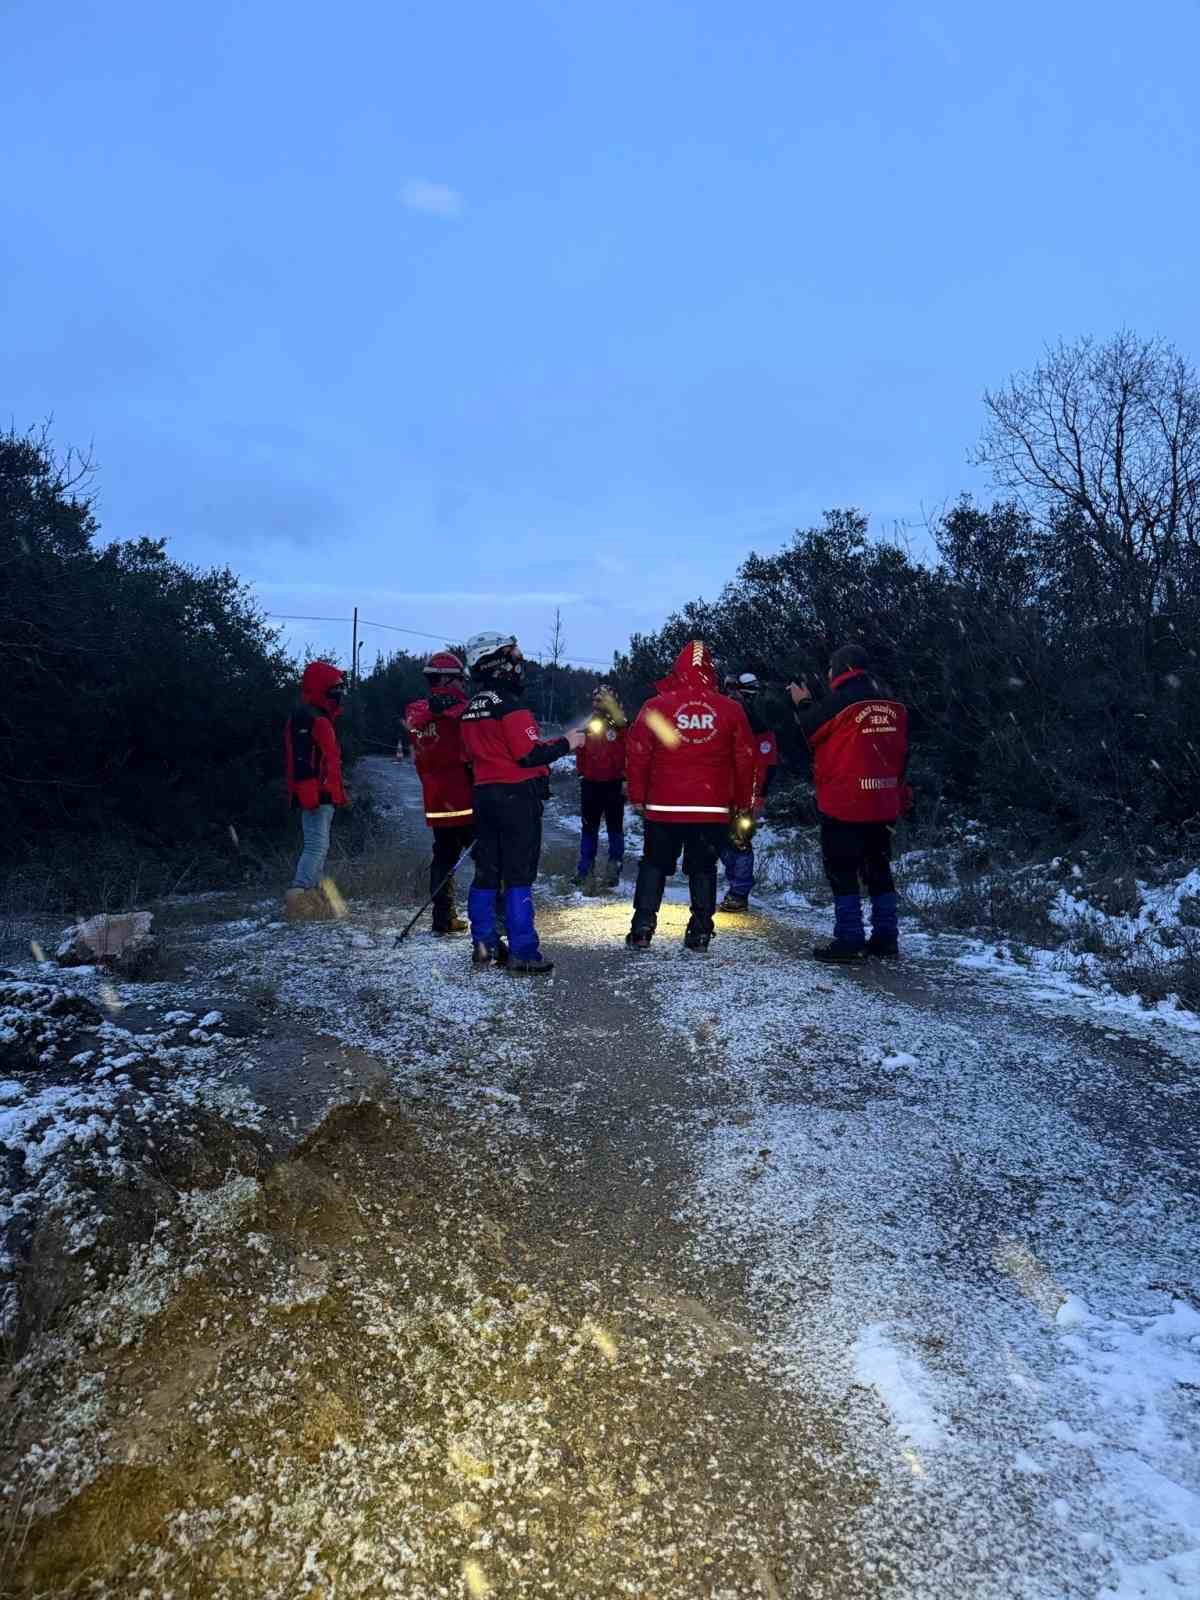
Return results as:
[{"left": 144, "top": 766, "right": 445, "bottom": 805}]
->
[
  {"left": 657, "top": 640, "right": 719, "bottom": 695},
  {"left": 301, "top": 660, "right": 345, "bottom": 717}
]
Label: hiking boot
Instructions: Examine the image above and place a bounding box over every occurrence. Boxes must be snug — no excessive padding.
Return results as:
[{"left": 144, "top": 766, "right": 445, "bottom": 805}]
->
[
  {"left": 605, "top": 860, "right": 623, "bottom": 888},
  {"left": 812, "top": 938, "right": 867, "bottom": 963},
  {"left": 433, "top": 914, "right": 469, "bottom": 936},
  {"left": 507, "top": 953, "right": 555, "bottom": 975},
  {"left": 471, "top": 938, "right": 509, "bottom": 967},
  {"left": 684, "top": 927, "right": 713, "bottom": 952},
  {"left": 626, "top": 928, "right": 653, "bottom": 951},
  {"left": 580, "top": 870, "right": 602, "bottom": 897},
  {"left": 720, "top": 892, "right": 749, "bottom": 913},
  {"left": 285, "top": 887, "right": 336, "bottom": 921},
  {"left": 865, "top": 932, "right": 899, "bottom": 959},
  {"left": 283, "top": 888, "right": 311, "bottom": 921}
]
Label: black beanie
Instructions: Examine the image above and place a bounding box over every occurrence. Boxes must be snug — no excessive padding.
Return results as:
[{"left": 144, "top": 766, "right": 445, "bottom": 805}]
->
[{"left": 829, "top": 643, "right": 869, "bottom": 678}]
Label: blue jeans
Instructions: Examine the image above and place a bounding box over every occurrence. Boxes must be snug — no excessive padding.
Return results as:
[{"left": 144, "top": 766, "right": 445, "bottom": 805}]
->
[{"left": 292, "top": 804, "right": 334, "bottom": 889}]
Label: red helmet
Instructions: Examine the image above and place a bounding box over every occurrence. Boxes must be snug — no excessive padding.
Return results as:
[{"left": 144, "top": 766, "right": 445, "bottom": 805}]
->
[{"left": 423, "top": 650, "right": 465, "bottom": 679}]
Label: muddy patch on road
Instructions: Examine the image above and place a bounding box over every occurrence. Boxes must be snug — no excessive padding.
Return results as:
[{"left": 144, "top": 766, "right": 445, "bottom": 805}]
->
[{"left": 4, "top": 1098, "right": 876, "bottom": 1599}]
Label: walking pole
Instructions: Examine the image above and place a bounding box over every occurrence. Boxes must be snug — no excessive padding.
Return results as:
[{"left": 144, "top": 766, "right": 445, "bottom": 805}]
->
[{"left": 395, "top": 843, "right": 476, "bottom": 944}]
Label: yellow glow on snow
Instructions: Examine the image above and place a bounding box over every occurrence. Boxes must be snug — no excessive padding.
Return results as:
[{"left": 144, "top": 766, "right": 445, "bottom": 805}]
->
[
  {"left": 448, "top": 1443, "right": 492, "bottom": 1481},
  {"left": 99, "top": 983, "right": 125, "bottom": 1013},
  {"left": 902, "top": 1448, "right": 926, "bottom": 1478},
  {"left": 29, "top": 940, "right": 46, "bottom": 963},
  {"left": 320, "top": 876, "right": 348, "bottom": 918},
  {"left": 994, "top": 1238, "right": 1064, "bottom": 1319},
  {"left": 643, "top": 707, "right": 682, "bottom": 748},
  {"left": 583, "top": 1317, "right": 619, "bottom": 1363},
  {"left": 548, "top": 899, "right": 762, "bottom": 948},
  {"left": 462, "top": 1556, "right": 492, "bottom": 1597}
]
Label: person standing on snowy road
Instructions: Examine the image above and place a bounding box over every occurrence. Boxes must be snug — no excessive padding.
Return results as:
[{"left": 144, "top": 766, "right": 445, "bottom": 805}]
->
[
  {"left": 283, "top": 660, "right": 348, "bottom": 920},
  {"left": 625, "top": 641, "right": 756, "bottom": 952},
  {"left": 405, "top": 651, "right": 474, "bottom": 936},
  {"left": 789, "top": 644, "right": 910, "bottom": 962},
  {"left": 574, "top": 683, "right": 628, "bottom": 892},
  {"left": 460, "top": 633, "right": 586, "bottom": 974},
  {"left": 718, "top": 672, "right": 779, "bottom": 912}
]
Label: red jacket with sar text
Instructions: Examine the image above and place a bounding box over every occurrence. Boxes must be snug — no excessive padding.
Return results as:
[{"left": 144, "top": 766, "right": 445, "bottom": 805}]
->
[{"left": 625, "top": 641, "right": 756, "bottom": 825}]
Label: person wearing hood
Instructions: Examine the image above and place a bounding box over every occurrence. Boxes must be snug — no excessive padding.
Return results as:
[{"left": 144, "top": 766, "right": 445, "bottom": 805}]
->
[
  {"left": 574, "top": 683, "right": 628, "bottom": 892},
  {"left": 624, "top": 641, "right": 756, "bottom": 951},
  {"left": 460, "top": 632, "right": 586, "bottom": 973},
  {"left": 788, "top": 644, "right": 911, "bottom": 961},
  {"left": 283, "top": 660, "right": 348, "bottom": 919},
  {"left": 405, "top": 651, "right": 474, "bottom": 935}
]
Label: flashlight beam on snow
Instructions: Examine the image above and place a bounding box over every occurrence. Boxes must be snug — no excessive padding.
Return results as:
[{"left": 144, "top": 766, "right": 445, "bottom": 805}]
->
[
  {"left": 583, "top": 1317, "right": 619, "bottom": 1363},
  {"left": 462, "top": 1557, "right": 492, "bottom": 1597}
]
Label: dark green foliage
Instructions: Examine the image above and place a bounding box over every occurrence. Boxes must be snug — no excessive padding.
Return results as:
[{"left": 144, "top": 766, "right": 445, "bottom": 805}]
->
[
  {"left": 1, "top": 426, "right": 294, "bottom": 901},
  {"left": 613, "top": 493, "right": 1200, "bottom": 844}
]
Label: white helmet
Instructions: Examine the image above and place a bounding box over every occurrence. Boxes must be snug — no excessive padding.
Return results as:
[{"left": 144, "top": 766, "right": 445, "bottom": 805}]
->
[{"left": 464, "top": 631, "right": 517, "bottom": 673}]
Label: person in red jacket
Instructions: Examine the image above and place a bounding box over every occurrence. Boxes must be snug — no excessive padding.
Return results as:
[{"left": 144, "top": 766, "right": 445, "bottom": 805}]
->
[
  {"left": 460, "top": 631, "right": 585, "bottom": 973},
  {"left": 405, "top": 651, "right": 474, "bottom": 935},
  {"left": 283, "top": 660, "right": 348, "bottom": 918},
  {"left": 788, "top": 643, "right": 910, "bottom": 962},
  {"left": 574, "top": 683, "right": 628, "bottom": 891},
  {"left": 625, "top": 640, "right": 756, "bottom": 952}
]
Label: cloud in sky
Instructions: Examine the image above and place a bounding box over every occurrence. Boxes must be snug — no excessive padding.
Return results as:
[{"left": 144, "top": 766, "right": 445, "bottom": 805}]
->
[{"left": 400, "top": 178, "right": 463, "bottom": 218}]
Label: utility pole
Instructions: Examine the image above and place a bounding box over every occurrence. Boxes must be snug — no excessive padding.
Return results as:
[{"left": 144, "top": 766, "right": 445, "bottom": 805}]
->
[{"left": 351, "top": 606, "right": 359, "bottom": 688}]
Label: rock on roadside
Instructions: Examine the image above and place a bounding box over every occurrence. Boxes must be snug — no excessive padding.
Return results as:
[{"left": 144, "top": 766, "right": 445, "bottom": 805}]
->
[{"left": 56, "top": 913, "right": 159, "bottom": 979}]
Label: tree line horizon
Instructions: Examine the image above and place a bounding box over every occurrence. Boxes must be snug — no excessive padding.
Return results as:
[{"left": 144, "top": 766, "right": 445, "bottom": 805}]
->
[{"left": 5, "top": 329, "right": 1199, "bottom": 901}]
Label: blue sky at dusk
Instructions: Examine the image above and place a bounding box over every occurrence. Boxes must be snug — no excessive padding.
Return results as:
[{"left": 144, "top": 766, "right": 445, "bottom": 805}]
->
[{"left": 4, "top": 0, "right": 1198, "bottom": 670}]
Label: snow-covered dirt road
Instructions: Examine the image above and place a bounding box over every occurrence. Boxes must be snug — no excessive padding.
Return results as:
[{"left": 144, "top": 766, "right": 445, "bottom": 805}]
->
[{"left": 3, "top": 756, "right": 1197, "bottom": 1598}]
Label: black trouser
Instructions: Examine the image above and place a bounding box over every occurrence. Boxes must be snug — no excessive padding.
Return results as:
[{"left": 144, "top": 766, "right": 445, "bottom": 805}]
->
[
  {"left": 430, "top": 824, "right": 473, "bottom": 929},
  {"left": 632, "top": 821, "right": 725, "bottom": 935},
  {"left": 471, "top": 782, "right": 544, "bottom": 892},
  {"left": 820, "top": 817, "right": 895, "bottom": 899},
  {"left": 581, "top": 778, "right": 625, "bottom": 839}
]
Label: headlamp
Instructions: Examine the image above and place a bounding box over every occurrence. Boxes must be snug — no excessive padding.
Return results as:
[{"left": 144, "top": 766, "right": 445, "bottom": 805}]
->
[{"left": 587, "top": 717, "right": 606, "bottom": 735}]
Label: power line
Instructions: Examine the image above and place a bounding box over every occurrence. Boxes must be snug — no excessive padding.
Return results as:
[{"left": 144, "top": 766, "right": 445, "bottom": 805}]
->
[{"left": 265, "top": 612, "right": 616, "bottom": 667}]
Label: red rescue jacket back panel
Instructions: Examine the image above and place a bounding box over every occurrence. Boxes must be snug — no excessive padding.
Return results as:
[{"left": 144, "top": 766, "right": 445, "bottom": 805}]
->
[
  {"left": 626, "top": 641, "right": 756, "bottom": 824},
  {"left": 804, "top": 678, "right": 910, "bottom": 823}
]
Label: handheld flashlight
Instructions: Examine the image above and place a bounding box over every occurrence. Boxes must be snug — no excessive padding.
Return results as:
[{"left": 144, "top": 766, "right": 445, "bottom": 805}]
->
[{"left": 587, "top": 716, "right": 606, "bottom": 736}]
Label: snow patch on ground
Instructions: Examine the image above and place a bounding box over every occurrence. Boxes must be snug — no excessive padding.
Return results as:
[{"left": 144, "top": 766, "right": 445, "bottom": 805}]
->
[
  {"left": 640, "top": 915, "right": 1200, "bottom": 1598},
  {"left": 852, "top": 1324, "right": 945, "bottom": 1451}
]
